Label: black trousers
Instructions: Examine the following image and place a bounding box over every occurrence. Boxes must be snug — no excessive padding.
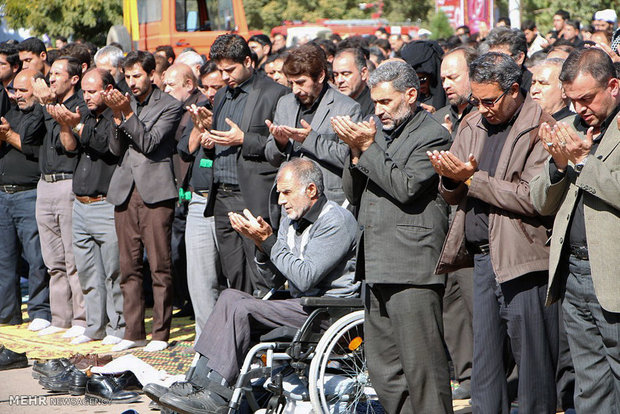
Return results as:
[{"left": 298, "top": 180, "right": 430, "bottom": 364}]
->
[
  {"left": 471, "top": 253, "right": 558, "bottom": 414},
  {"left": 365, "top": 283, "right": 453, "bottom": 414},
  {"left": 442, "top": 267, "right": 474, "bottom": 389},
  {"left": 213, "top": 189, "right": 272, "bottom": 295}
]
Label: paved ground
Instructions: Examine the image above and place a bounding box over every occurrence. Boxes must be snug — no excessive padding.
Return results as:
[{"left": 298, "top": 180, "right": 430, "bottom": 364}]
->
[{"left": 0, "top": 364, "right": 473, "bottom": 413}]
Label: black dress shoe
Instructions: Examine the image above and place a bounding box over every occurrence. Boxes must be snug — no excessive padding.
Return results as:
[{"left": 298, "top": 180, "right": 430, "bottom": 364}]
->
[
  {"left": 84, "top": 375, "right": 141, "bottom": 404},
  {"left": 159, "top": 387, "right": 228, "bottom": 414},
  {"left": 0, "top": 347, "right": 28, "bottom": 371},
  {"left": 32, "top": 358, "right": 71, "bottom": 379},
  {"left": 143, "top": 380, "right": 198, "bottom": 403},
  {"left": 39, "top": 366, "right": 88, "bottom": 395},
  {"left": 113, "top": 371, "right": 142, "bottom": 391}
]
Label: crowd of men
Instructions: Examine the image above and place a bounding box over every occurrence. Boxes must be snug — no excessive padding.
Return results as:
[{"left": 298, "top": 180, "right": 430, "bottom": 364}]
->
[{"left": 0, "top": 7, "right": 619, "bottom": 414}]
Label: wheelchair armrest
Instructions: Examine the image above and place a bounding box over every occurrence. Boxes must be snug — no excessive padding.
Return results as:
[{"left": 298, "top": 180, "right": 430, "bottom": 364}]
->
[{"left": 300, "top": 296, "right": 363, "bottom": 308}]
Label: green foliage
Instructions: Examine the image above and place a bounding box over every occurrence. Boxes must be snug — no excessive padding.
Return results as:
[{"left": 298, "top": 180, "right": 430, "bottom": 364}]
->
[
  {"left": 426, "top": 9, "right": 453, "bottom": 40},
  {"left": 1, "top": 0, "right": 122, "bottom": 45}
]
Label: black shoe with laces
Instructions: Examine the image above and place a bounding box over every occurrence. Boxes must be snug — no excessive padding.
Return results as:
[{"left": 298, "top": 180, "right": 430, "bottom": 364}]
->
[
  {"left": 159, "top": 387, "right": 228, "bottom": 414},
  {"left": 143, "top": 380, "right": 199, "bottom": 403}
]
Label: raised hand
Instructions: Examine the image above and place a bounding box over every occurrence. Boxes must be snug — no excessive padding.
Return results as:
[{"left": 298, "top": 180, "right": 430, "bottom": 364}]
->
[
  {"left": 427, "top": 150, "right": 477, "bottom": 182},
  {"left": 265, "top": 119, "right": 290, "bottom": 149},
  {"left": 102, "top": 89, "right": 132, "bottom": 115},
  {"left": 33, "top": 78, "right": 55, "bottom": 105},
  {"left": 206, "top": 118, "right": 244, "bottom": 146},
  {"left": 278, "top": 119, "right": 313, "bottom": 143}
]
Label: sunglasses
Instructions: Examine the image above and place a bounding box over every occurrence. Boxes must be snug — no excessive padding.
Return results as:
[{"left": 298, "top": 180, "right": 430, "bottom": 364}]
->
[{"left": 467, "top": 88, "right": 510, "bottom": 107}]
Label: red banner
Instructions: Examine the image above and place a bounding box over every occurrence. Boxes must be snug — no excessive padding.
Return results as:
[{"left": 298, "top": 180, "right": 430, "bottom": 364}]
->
[{"left": 436, "top": 0, "right": 493, "bottom": 33}]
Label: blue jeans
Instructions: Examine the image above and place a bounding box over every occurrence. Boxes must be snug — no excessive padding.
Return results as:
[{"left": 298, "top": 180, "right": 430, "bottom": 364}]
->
[{"left": 0, "top": 189, "right": 50, "bottom": 324}]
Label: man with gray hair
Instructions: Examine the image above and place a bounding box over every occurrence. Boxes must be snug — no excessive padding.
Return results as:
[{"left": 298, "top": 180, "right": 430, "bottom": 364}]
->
[
  {"left": 94, "top": 45, "right": 129, "bottom": 93},
  {"left": 149, "top": 158, "right": 360, "bottom": 413},
  {"left": 175, "top": 50, "right": 204, "bottom": 79},
  {"left": 530, "top": 58, "right": 573, "bottom": 121},
  {"left": 429, "top": 52, "right": 559, "bottom": 413},
  {"left": 334, "top": 60, "right": 453, "bottom": 413}
]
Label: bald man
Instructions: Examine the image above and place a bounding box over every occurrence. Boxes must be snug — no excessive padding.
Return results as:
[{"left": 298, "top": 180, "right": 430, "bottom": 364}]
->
[
  {"left": 47, "top": 68, "right": 124, "bottom": 344},
  {"left": 164, "top": 63, "right": 210, "bottom": 318},
  {"left": 0, "top": 69, "right": 50, "bottom": 330}
]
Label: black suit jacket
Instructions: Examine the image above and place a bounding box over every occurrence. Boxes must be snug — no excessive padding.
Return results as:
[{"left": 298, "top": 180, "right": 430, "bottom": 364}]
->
[{"left": 204, "top": 73, "right": 288, "bottom": 219}]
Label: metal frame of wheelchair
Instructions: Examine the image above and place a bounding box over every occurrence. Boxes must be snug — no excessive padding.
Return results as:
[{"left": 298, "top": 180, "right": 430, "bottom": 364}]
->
[{"left": 225, "top": 296, "right": 381, "bottom": 414}]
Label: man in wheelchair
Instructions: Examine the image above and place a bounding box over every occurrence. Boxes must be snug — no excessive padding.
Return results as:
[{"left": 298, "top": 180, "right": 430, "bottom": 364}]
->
[{"left": 147, "top": 158, "right": 360, "bottom": 414}]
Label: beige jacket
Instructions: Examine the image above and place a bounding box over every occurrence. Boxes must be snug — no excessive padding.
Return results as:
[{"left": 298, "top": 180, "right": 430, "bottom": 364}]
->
[
  {"left": 530, "top": 111, "right": 620, "bottom": 312},
  {"left": 435, "top": 95, "right": 555, "bottom": 282}
]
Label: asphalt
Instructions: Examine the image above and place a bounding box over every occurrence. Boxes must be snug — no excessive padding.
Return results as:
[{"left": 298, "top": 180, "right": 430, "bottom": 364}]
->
[{"left": 0, "top": 364, "right": 472, "bottom": 413}]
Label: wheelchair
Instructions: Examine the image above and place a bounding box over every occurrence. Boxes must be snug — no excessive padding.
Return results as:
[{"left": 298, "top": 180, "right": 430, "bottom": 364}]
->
[{"left": 224, "top": 296, "right": 384, "bottom": 414}]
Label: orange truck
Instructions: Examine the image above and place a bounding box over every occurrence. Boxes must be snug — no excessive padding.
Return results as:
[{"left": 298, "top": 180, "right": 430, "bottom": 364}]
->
[{"left": 107, "top": 0, "right": 258, "bottom": 56}]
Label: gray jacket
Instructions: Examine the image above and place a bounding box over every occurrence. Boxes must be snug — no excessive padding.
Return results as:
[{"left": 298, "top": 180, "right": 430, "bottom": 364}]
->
[
  {"left": 257, "top": 200, "right": 360, "bottom": 298},
  {"left": 264, "top": 86, "right": 362, "bottom": 204},
  {"left": 343, "top": 108, "right": 451, "bottom": 285},
  {"left": 107, "top": 87, "right": 183, "bottom": 205},
  {"left": 530, "top": 111, "right": 620, "bottom": 312}
]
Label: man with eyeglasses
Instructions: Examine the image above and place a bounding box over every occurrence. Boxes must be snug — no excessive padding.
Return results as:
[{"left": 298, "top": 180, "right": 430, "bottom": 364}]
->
[{"left": 428, "top": 52, "right": 560, "bottom": 413}]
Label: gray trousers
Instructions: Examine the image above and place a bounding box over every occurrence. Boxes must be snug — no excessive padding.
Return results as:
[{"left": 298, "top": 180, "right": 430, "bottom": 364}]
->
[
  {"left": 194, "top": 289, "right": 309, "bottom": 383},
  {"left": 36, "top": 179, "right": 85, "bottom": 328},
  {"left": 186, "top": 193, "right": 221, "bottom": 339},
  {"left": 562, "top": 255, "right": 620, "bottom": 413},
  {"left": 365, "top": 283, "right": 453, "bottom": 414},
  {"left": 72, "top": 199, "right": 124, "bottom": 339}
]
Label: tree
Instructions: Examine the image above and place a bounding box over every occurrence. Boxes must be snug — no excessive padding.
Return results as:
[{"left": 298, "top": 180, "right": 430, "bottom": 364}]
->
[
  {"left": 1, "top": 0, "right": 122, "bottom": 45},
  {"left": 427, "top": 9, "right": 453, "bottom": 40}
]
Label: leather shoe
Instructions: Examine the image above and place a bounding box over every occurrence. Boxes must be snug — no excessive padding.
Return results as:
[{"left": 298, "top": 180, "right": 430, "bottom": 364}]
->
[
  {"left": 32, "top": 358, "right": 71, "bottom": 379},
  {"left": 39, "top": 366, "right": 88, "bottom": 395},
  {"left": 112, "top": 371, "right": 142, "bottom": 391},
  {"left": 85, "top": 375, "right": 140, "bottom": 404},
  {"left": 159, "top": 387, "right": 228, "bottom": 414},
  {"left": 452, "top": 384, "right": 471, "bottom": 400},
  {"left": 69, "top": 353, "right": 113, "bottom": 369},
  {"left": 144, "top": 380, "right": 198, "bottom": 403},
  {"left": 0, "top": 346, "right": 28, "bottom": 371}
]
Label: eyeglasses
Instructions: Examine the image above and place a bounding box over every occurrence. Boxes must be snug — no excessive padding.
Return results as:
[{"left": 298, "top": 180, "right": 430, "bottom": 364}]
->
[{"left": 467, "top": 88, "right": 510, "bottom": 107}]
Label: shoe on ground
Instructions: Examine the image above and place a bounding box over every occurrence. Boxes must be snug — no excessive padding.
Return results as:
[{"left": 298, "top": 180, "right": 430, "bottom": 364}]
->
[
  {"left": 70, "top": 353, "right": 113, "bottom": 369},
  {"left": 144, "top": 381, "right": 198, "bottom": 403},
  {"left": 28, "top": 318, "right": 51, "bottom": 332},
  {"left": 159, "top": 387, "right": 228, "bottom": 414},
  {"left": 39, "top": 366, "right": 88, "bottom": 395},
  {"left": 32, "top": 358, "right": 71, "bottom": 379},
  {"left": 0, "top": 347, "right": 28, "bottom": 371},
  {"left": 111, "top": 339, "right": 147, "bottom": 352},
  {"left": 101, "top": 335, "right": 123, "bottom": 345},
  {"left": 71, "top": 335, "right": 94, "bottom": 345},
  {"left": 452, "top": 384, "right": 471, "bottom": 400},
  {"left": 37, "top": 326, "right": 66, "bottom": 336},
  {"left": 144, "top": 340, "right": 168, "bottom": 352},
  {"left": 62, "top": 325, "right": 86, "bottom": 338},
  {"left": 84, "top": 374, "right": 141, "bottom": 404}
]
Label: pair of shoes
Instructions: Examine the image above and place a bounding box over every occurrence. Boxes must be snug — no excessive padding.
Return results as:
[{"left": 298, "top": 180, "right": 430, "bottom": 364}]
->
[
  {"left": 32, "top": 358, "right": 71, "bottom": 379},
  {"left": 39, "top": 366, "right": 88, "bottom": 395},
  {"left": 159, "top": 386, "right": 229, "bottom": 414},
  {"left": 452, "top": 384, "right": 471, "bottom": 400},
  {"left": 28, "top": 318, "right": 51, "bottom": 332},
  {"left": 69, "top": 353, "right": 113, "bottom": 369},
  {"left": 111, "top": 339, "right": 147, "bottom": 352},
  {"left": 62, "top": 325, "right": 85, "bottom": 339},
  {"left": 143, "top": 380, "right": 199, "bottom": 404},
  {"left": 84, "top": 374, "right": 141, "bottom": 404},
  {"left": 0, "top": 346, "right": 28, "bottom": 371}
]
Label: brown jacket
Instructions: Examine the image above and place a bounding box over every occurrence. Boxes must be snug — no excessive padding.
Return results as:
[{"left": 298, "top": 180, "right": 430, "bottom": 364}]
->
[{"left": 435, "top": 94, "right": 555, "bottom": 283}]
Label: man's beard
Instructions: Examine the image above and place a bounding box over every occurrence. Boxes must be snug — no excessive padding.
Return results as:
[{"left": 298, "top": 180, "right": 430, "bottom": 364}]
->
[
  {"left": 382, "top": 101, "right": 412, "bottom": 131},
  {"left": 448, "top": 93, "right": 469, "bottom": 107}
]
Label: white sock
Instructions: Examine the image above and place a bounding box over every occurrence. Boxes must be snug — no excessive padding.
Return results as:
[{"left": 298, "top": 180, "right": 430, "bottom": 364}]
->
[
  {"left": 101, "top": 335, "right": 123, "bottom": 345},
  {"left": 70, "top": 335, "right": 93, "bottom": 345},
  {"left": 37, "top": 326, "right": 66, "bottom": 336},
  {"left": 111, "top": 339, "right": 147, "bottom": 352},
  {"left": 144, "top": 340, "right": 168, "bottom": 352},
  {"left": 28, "top": 318, "right": 51, "bottom": 332},
  {"left": 62, "top": 325, "right": 86, "bottom": 338}
]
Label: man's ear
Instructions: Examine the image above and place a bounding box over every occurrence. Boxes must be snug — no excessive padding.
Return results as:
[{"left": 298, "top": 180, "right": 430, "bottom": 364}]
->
[
  {"left": 317, "top": 70, "right": 326, "bottom": 85},
  {"left": 148, "top": 69, "right": 156, "bottom": 83},
  {"left": 514, "top": 51, "right": 525, "bottom": 66},
  {"left": 405, "top": 87, "right": 418, "bottom": 105},
  {"left": 244, "top": 55, "right": 253, "bottom": 69},
  {"left": 306, "top": 183, "right": 318, "bottom": 199},
  {"left": 360, "top": 66, "right": 369, "bottom": 83}
]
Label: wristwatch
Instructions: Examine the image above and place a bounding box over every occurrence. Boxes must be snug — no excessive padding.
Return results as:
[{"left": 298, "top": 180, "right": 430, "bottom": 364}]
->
[
  {"left": 72, "top": 122, "right": 84, "bottom": 135},
  {"left": 574, "top": 156, "right": 589, "bottom": 174}
]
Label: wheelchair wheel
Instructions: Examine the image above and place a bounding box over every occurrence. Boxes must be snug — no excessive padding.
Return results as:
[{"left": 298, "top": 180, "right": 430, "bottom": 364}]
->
[{"left": 309, "top": 310, "right": 383, "bottom": 413}]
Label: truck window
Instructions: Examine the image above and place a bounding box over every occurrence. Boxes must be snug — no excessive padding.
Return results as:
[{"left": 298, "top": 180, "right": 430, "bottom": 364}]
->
[
  {"left": 138, "top": 0, "right": 162, "bottom": 23},
  {"left": 175, "top": 0, "right": 235, "bottom": 32}
]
